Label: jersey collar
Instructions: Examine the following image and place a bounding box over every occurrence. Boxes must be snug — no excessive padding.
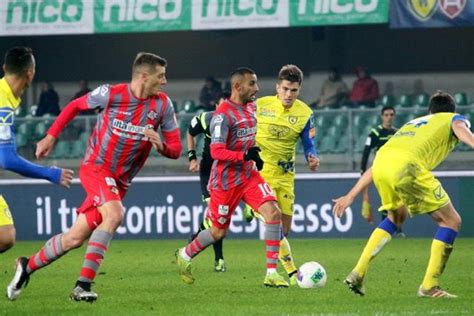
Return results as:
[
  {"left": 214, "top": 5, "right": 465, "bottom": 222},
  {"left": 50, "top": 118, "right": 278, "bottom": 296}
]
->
[{"left": 0, "top": 77, "right": 21, "bottom": 109}]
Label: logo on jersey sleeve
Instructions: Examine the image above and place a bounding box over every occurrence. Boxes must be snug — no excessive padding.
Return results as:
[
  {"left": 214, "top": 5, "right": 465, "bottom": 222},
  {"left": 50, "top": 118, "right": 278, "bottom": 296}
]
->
[{"left": 0, "top": 108, "right": 14, "bottom": 125}]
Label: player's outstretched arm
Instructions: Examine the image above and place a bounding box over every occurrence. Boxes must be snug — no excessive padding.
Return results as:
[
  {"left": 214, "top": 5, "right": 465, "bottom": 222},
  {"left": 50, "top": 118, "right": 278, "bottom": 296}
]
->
[
  {"left": 186, "top": 130, "right": 199, "bottom": 172},
  {"left": 452, "top": 120, "right": 474, "bottom": 149},
  {"left": 0, "top": 144, "right": 66, "bottom": 185},
  {"left": 333, "top": 168, "right": 373, "bottom": 218},
  {"left": 60, "top": 168, "right": 74, "bottom": 188},
  {"left": 36, "top": 134, "right": 57, "bottom": 160},
  {"left": 307, "top": 154, "right": 320, "bottom": 171}
]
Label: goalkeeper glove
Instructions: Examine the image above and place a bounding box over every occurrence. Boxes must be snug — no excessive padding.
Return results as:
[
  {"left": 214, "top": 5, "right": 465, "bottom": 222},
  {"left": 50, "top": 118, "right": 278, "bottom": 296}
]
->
[{"left": 244, "top": 146, "right": 264, "bottom": 171}]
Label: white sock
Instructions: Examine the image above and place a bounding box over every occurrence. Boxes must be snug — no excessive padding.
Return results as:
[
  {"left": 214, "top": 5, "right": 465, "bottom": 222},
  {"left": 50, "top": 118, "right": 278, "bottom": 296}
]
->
[
  {"left": 180, "top": 248, "right": 191, "bottom": 261},
  {"left": 266, "top": 268, "right": 276, "bottom": 275}
]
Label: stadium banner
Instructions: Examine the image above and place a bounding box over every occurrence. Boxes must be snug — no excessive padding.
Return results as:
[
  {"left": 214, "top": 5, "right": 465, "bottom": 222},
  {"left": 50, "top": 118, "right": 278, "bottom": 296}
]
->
[
  {"left": 0, "top": 0, "right": 94, "bottom": 36},
  {"left": 94, "top": 0, "right": 191, "bottom": 33},
  {"left": 2, "top": 174, "right": 472, "bottom": 240},
  {"left": 290, "top": 0, "right": 389, "bottom": 26},
  {"left": 191, "top": 0, "right": 289, "bottom": 30},
  {"left": 0, "top": 1, "right": 391, "bottom": 36},
  {"left": 390, "top": 0, "right": 474, "bottom": 28}
]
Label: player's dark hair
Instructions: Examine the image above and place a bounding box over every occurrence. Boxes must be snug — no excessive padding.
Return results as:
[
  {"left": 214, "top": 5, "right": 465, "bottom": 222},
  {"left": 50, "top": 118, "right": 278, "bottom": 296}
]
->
[
  {"left": 278, "top": 64, "right": 303, "bottom": 85},
  {"left": 381, "top": 106, "right": 395, "bottom": 115},
  {"left": 4, "top": 47, "right": 34, "bottom": 76},
  {"left": 428, "top": 90, "right": 456, "bottom": 113},
  {"left": 230, "top": 67, "right": 255, "bottom": 84},
  {"left": 133, "top": 52, "right": 167, "bottom": 73}
]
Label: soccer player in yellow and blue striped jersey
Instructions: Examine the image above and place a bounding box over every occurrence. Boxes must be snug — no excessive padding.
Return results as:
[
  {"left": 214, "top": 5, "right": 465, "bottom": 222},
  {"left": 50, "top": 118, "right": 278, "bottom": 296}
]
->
[
  {"left": 333, "top": 91, "right": 473, "bottom": 298},
  {"left": 246, "top": 65, "right": 319, "bottom": 285},
  {"left": 0, "top": 47, "right": 73, "bottom": 258}
]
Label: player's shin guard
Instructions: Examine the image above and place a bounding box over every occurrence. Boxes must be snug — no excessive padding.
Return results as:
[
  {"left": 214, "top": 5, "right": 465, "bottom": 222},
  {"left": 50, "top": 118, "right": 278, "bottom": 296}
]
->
[
  {"left": 279, "top": 237, "right": 297, "bottom": 276},
  {"left": 78, "top": 230, "right": 112, "bottom": 283},
  {"left": 421, "top": 227, "right": 457, "bottom": 290},
  {"left": 264, "top": 221, "right": 281, "bottom": 273},
  {"left": 27, "top": 234, "right": 67, "bottom": 274},
  {"left": 184, "top": 229, "right": 215, "bottom": 259},
  {"left": 353, "top": 218, "right": 397, "bottom": 278}
]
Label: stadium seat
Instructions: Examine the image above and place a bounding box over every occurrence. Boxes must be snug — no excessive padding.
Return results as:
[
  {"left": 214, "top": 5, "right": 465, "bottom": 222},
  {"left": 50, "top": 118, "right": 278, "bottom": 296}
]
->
[
  {"left": 454, "top": 92, "right": 467, "bottom": 106},
  {"left": 335, "top": 133, "right": 350, "bottom": 153},
  {"left": 69, "top": 140, "right": 85, "bottom": 158},
  {"left": 15, "top": 133, "right": 28, "bottom": 148},
  {"left": 33, "top": 122, "right": 47, "bottom": 140},
  {"left": 398, "top": 94, "right": 412, "bottom": 108},
  {"left": 380, "top": 95, "right": 395, "bottom": 107},
  {"left": 50, "top": 141, "right": 70, "bottom": 159},
  {"left": 319, "top": 135, "right": 337, "bottom": 153},
  {"left": 354, "top": 134, "right": 367, "bottom": 153},
  {"left": 182, "top": 100, "right": 197, "bottom": 113},
  {"left": 414, "top": 93, "right": 429, "bottom": 107}
]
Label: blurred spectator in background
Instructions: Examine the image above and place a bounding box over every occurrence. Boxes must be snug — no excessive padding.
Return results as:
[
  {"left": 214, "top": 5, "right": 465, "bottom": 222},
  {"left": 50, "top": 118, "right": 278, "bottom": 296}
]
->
[
  {"left": 382, "top": 81, "right": 395, "bottom": 98},
  {"left": 412, "top": 79, "right": 426, "bottom": 97},
  {"left": 72, "top": 80, "right": 96, "bottom": 116},
  {"left": 311, "top": 67, "right": 349, "bottom": 109},
  {"left": 35, "top": 82, "right": 60, "bottom": 116},
  {"left": 199, "top": 76, "right": 222, "bottom": 111},
  {"left": 71, "top": 80, "right": 91, "bottom": 100},
  {"left": 350, "top": 66, "right": 379, "bottom": 107}
]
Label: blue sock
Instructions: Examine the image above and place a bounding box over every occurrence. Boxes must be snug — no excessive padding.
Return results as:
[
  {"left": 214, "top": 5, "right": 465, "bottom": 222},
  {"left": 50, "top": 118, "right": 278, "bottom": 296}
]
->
[
  {"left": 377, "top": 218, "right": 397, "bottom": 235},
  {"left": 434, "top": 227, "right": 457, "bottom": 245}
]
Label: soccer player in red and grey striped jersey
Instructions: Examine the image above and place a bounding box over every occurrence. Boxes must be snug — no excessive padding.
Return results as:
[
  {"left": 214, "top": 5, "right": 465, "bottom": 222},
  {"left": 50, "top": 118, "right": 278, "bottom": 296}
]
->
[
  {"left": 176, "top": 67, "right": 289, "bottom": 287},
  {"left": 7, "top": 52, "right": 181, "bottom": 302}
]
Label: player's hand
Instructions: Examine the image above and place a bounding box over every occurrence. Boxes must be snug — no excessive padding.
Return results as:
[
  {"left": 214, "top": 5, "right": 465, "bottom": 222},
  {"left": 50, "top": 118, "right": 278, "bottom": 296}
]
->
[
  {"left": 308, "top": 154, "right": 320, "bottom": 171},
  {"left": 59, "top": 168, "right": 74, "bottom": 188},
  {"left": 36, "top": 134, "right": 57, "bottom": 160},
  {"left": 332, "top": 195, "right": 355, "bottom": 218},
  {"left": 189, "top": 159, "right": 199, "bottom": 172},
  {"left": 244, "top": 146, "right": 264, "bottom": 171},
  {"left": 144, "top": 128, "right": 164, "bottom": 152}
]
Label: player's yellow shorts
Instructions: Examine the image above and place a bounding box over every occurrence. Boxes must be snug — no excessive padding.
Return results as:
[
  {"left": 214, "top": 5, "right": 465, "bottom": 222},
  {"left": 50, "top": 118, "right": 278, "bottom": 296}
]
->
[
  {"left": 260, "top": 170, "right": 295, "bottom": 216},
  {"left": 0, "top": 195, "right": 14, "bottom": 226},
  {"left": 373, "top": 155, "right": 450, "bottom": 215}
]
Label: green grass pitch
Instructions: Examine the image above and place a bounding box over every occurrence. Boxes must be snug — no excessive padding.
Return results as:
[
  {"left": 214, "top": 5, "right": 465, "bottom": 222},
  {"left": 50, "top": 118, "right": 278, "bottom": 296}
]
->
[{"left": 0, "top": 238, "right": 472, "bottom": 315}]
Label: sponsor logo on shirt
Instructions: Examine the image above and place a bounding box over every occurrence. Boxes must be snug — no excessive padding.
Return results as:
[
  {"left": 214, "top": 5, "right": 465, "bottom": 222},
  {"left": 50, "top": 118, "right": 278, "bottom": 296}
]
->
[
  {"left": 112, "top": 119, "right": 150, "bottom": 140},
  {"left": 237, "top": 126, "right": 257, "bottom": 138},
  {"left": 258, "top": 109, "right": 276, "bottom": 118},
  {"left": 218, "top": 205, "right": 229, "bottom": 216}
]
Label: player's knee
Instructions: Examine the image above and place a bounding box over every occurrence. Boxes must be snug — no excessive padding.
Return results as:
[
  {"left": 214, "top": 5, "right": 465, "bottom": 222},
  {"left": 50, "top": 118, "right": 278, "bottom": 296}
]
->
[
  {"left": 102, "top": 210, "right": 124, "bottom": 229},
  {"left": 0, "top": 229, "right": 15, "bottom": 252},
  {"left": 210, "top": 227, "right": 227, "bottom": 240},
  {"left": 0, "top": 240, "right": 15, "bottom": 253}
]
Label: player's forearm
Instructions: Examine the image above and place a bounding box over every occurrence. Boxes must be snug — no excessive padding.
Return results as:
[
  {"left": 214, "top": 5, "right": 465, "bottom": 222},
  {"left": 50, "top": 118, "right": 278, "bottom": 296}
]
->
[
  {"left": 348, "top": 168, "right": 373, "bottom": 199},
  {"left": 186, "top": 133, "right": 196, "bottom": 151},
  {"left": 160, "top": 129, "right": 182, "bottom": 159},
  {"left": 47, "top": 96, "right": 89, "bottom": 138},
  {"left": 452, "top": 121, "right": 474, "bottom": 149},
  {"left": 210, "top": 144, "right": 245, "bottom": 162},
  {"left": 0, "top": 146, "right": 61, "bottom": 184}
]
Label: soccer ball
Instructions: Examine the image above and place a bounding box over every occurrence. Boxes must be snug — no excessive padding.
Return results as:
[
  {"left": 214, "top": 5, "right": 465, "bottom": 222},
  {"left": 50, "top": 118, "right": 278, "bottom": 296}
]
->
[{"left": 296, "top": 261, "right": 327, "bottom": 289}]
